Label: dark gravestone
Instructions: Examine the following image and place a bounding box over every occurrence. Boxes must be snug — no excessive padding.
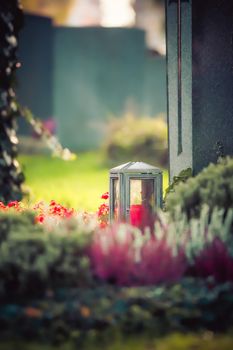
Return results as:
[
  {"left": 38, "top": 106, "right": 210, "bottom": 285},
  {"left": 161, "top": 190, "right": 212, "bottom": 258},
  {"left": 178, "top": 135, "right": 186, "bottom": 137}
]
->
[
  {"left": 16, "top": 14, "right": 53, "bottom": 134},
  {"left": 54, "top": 27, "right": 146, "bottom": 151},
  {"left": 54, "top": 27, "right": 167, "bottom": 151},
  {"left": 16, "top": 20, "right": 167, "bottom": 149},
  {"left": 166, "top": 0, "right": 233, "bottom": 179}
]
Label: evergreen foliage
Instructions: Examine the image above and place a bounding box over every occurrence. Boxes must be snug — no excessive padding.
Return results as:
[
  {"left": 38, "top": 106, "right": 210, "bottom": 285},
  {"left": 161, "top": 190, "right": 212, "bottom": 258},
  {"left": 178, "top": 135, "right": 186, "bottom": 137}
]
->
[
  {"left": 0, "top": 211, "right": 93, "bottom": 299},
  {"left": 166, "top": 157, "right": 233, "bottom": 218},
  {"left": 0, "top": 0, "right": 24, "bottom": 203},
  {"left": 0, "top": 209, "right": 233, "bottom": 346}
]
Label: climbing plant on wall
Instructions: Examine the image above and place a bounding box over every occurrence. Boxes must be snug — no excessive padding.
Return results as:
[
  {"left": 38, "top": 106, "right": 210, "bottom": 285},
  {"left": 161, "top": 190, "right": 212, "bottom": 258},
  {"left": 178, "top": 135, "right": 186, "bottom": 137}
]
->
[{"left": 0, "top": 0, "right": 24, "bottom": 203}]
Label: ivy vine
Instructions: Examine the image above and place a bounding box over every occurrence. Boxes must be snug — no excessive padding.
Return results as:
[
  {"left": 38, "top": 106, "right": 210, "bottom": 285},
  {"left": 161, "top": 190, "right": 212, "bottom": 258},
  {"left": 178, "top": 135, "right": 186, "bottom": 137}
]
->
[{"left": 0, "top": 0, "right": 25, "bottom": 203}]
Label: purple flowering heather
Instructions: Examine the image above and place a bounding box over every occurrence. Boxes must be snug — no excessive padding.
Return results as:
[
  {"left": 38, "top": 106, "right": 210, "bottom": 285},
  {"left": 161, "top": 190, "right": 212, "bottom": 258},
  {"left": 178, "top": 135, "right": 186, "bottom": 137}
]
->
[
  {"left": 89, "top": 223, "right": 187, "bottom": 286},
  {"left": 192, "top": 237, "right": 233, "bottom": 283}
]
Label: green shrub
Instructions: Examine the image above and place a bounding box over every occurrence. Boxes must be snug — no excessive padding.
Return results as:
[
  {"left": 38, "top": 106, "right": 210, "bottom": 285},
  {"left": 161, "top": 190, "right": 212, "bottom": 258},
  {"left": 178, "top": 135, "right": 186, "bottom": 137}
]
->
[
  {"left": 0, "top": 211, "right": 233, "bottom": 346},
  {"left": 166, "top": 157, "right": 233, "bottom": 218},
  {"left": 163, "top": 167, "right": 192, "bottom": 210},
  {"left": 0, "top": 280, "right": 233, "bottom": 347},
  {"left": 0, "top": 210, "right": 41, "bottom": 243},
  {"left": 0, "top": 211, "right": 93, "bottom": 299},
  {"left": 102, "top": 114, "right": 168, "bottom": 166}
]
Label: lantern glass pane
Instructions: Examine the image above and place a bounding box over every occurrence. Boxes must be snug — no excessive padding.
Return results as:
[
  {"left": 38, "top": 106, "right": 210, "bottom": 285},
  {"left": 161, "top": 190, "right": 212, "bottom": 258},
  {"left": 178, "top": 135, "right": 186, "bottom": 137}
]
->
[
  {"left": 113, "top": 178, "right": 119, "bottom": 220},
  {"left": 129, "top": 179, "right": 155, "bottom": 226}
]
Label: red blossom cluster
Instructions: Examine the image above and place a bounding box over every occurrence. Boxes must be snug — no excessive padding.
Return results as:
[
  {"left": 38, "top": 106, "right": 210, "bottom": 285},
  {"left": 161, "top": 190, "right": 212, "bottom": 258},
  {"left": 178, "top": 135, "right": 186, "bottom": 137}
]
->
[
  {"left": 101, "top": 192, "right": 109, "bottom": 200},
  {"left": 0, "top": 194, "right": 110, "bottom": 229},
  {"left": 0, "top": 201, "right": 23, "bottom": 212},
  {"left": 34, "top": 200, "right": 75, "bottom": 224},
  {"left": 98, "top": 192, "right": 109, "bottom": 228},
  {"left": 0, "top": 200, "right": 76, "bottom": 224}
]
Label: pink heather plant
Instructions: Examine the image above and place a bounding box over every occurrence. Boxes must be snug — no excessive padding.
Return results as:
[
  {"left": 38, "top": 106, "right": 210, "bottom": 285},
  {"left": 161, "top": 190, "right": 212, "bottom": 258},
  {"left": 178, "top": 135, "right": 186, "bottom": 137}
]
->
[
  {"left": 89, "top": 223, "right": 187, "bottom": 286},
  {"left": 2, "top": 196, "right": 233, "bottom": 287},
  {"left": 135, "top": 237, "right": 186, "bottom": 285},
  {"left": 89, "top": 224, "right": 135, "bottom": 285},
  {"left": 191, "top": 237, "right": 233, "bottom": 283}
]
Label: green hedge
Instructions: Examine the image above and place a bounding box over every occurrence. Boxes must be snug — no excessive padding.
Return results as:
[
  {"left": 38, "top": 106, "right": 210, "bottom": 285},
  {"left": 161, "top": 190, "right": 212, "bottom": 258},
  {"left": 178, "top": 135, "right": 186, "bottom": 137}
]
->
[
  {"left": 166, "top": 157, "right": 233, "bottom": 218},
  {"left": 0, "top": 211, "right": 93, "bottom": 299},
  {"left": 0, "top": 280, "right": 233, "bottom": 346},
  {"left": 0, "top": 209, "right": 233, "bottom": 347}
]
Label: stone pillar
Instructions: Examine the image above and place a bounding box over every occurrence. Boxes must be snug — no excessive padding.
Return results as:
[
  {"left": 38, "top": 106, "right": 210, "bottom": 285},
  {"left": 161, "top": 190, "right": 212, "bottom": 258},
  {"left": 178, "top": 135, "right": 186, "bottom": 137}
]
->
[{"left": 166, "top": 0, "right": 233, "bottom": 179}]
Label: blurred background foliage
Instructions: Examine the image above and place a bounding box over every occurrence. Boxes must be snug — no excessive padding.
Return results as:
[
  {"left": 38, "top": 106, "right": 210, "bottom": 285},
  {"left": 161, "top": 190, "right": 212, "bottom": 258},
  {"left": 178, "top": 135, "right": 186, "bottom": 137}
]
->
[
  {"left": 102, "top": 113, "right": 168, "bottom": 166},
  {"left": 21, "top": 0, "right": 75, "bottom": 25},
  {"left": 20, "top": 0, "right": 166, "bottom": 53}
]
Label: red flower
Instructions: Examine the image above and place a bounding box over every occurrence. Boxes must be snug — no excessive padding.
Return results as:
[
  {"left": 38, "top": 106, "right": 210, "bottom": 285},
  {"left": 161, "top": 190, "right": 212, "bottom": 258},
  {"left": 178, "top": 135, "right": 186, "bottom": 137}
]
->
[
  {"left": 101, "top": 192, "right": 109, "bottom": 200},
  {"left": 97, "top": 202, "right": 109, "bottom": 228},
  {"left": 35, "top": 214, "right": 45, "bottom": 224},
  {"left": 98, "top": 203, "right": 109, "bottom": 217},
  {"left": 7, "top": 201, "right": 19, "bottom": 208},
  {"left": 0, "top": 202, "right": 7, "bottom": 211},
  {"left": 7, "top": 201, "right": 22, "bottom": 212}
]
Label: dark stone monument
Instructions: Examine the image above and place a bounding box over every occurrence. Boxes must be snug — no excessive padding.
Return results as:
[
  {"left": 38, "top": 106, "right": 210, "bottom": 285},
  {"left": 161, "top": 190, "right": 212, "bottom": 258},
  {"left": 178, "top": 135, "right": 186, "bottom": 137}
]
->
[
  {"left": 166, "top": 0, "right": 233, "bottom": 179},
  {"left": 16, "top": 19, "right": 167, "bottom": 150},
  {"left": 17, "top": 14, "right": 53, "bottom": 134},
  {"left": 53, "top": 27, "right": 146, "bottom": 150},
  {"left": 53, "top": 27, "right": 167, "bottom": 151}
]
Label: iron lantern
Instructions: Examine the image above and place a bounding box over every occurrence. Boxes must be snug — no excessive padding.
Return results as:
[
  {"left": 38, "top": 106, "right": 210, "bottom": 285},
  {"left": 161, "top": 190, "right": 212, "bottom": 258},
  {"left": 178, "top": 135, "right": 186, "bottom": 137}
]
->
[{"left": 109, "top": 162, "right": 163, "bottom": 225}]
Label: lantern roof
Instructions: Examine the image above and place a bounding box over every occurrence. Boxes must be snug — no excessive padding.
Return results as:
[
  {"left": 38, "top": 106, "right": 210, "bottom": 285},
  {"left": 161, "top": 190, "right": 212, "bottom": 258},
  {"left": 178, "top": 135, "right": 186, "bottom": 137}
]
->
[{"left": 110, "top": 162, "right": 162, "bottom": 174}]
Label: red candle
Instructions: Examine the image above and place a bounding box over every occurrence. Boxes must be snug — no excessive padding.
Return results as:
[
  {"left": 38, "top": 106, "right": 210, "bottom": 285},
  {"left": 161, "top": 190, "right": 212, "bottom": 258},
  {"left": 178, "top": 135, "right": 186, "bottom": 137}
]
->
[{"left": 130, "top": 204, "right": 144, "bottom": 227}]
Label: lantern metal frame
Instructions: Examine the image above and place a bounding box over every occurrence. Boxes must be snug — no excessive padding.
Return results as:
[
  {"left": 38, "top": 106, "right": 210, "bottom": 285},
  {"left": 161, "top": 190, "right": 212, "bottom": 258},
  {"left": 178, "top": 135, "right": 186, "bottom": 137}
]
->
[{"left": 109, "top": 162, "right": 163, "bottom": 222}]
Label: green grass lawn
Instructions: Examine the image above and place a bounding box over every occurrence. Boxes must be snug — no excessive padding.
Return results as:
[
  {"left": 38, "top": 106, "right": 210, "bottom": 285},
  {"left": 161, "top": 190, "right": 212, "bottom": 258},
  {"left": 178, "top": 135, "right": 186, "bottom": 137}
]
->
[{"left": 19, "top": 152, "right": 168, "bottom": 212}]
